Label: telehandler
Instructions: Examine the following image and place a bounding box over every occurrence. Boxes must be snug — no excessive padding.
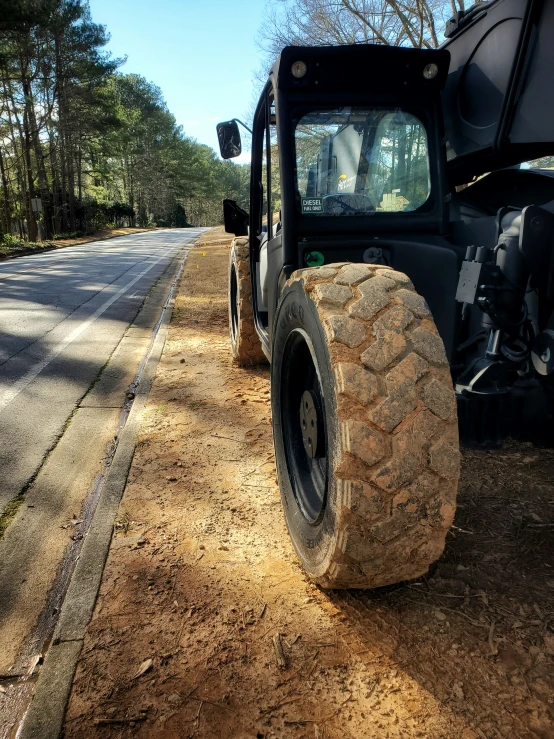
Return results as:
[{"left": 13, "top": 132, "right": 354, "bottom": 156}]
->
[{"left": 216, "top": 0, "right": 554, "bottom": 589}]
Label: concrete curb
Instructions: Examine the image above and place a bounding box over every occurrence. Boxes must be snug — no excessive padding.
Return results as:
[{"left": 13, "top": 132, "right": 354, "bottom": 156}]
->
[{"left": 18, "top": 242, "right": 194, "bottom": 739}]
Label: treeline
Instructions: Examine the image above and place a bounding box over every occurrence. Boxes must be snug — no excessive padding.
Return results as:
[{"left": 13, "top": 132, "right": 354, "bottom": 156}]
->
[{"left": 0, "top": 0, "right": 249, "bottom": 241}]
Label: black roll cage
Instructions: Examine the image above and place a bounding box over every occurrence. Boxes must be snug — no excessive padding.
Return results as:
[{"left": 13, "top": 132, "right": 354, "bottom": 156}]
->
[{"left": 245, "top": 45, "right": 452, "bottom": 350}]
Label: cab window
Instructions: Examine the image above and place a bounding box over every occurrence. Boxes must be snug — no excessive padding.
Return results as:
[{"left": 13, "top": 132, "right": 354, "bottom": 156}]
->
[{"left": 295, "top": 108, "right": 430, "bottom": 216}]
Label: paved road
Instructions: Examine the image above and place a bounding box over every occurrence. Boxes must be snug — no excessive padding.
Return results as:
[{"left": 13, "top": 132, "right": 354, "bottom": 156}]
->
[{"left": 0, "top": 228, "right": 204, "bottom": 513}]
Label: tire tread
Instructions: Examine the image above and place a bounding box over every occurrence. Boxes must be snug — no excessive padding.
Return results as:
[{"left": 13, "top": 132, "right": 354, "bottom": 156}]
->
[
  {"left": 286, "top": 263, "right": 459, "bottom": 589},
  {"left": 229, "top": 237, "right": 267, "bottom": 366}
]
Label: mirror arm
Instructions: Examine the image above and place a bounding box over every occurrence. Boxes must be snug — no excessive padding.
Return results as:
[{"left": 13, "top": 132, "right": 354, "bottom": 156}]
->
[{"left": 231, "top": 118, "right": 253, "bottom": 135}]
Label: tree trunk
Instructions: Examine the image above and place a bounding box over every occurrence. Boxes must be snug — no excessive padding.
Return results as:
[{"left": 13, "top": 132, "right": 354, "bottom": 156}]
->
[
  {"left": 0, "top": 149, "right": 12, "bottom": 235},
  {"left": 126, "top": 156, "right": 136, "bottom": 226},
  {"left": 48, "top": 122, "right": 61, "bottom": 235},
  {"left": 26, "top": 78, "right": 53, "bottom": 237},
  {"left": 77, "top": 139, "right": 83, "bottom": 230},
  {"left": 4, "top": 74, "right": 32, "bottom": 239},
  {"left": 22, "top": 108, "right": 38, "bottom": 241},
  {"left": 55, "top": 37, "right": 70, "bottom": 233},
  {"left": 66, "top": 130, "right": 76, "bottom": 231}
]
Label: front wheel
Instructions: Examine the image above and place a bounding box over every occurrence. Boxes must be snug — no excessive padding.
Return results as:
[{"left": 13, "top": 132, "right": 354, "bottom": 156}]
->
[
  {"left": 271, "top": 263, "right": 460, "bottom": 589},
  {"left": 228, "top": 237, "right": 267, "bottom": 366}
]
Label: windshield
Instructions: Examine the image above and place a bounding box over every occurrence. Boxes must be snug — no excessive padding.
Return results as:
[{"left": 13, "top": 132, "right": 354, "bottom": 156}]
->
[{"left": 295, "top": 108, "right": 430, "bottom": 216}]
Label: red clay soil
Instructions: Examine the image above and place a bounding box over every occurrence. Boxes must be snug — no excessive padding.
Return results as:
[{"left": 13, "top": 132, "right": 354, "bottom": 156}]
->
[{"left": 63, "top": 227, "right": 554, "bottom": 739}]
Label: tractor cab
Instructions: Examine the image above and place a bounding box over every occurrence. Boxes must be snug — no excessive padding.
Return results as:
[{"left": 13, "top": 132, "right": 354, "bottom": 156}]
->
[
  {"left": 219, "top": 0, "right": 554, "bottom": 361},
  {"left": 218, "top": 43, "right": 455, "bottom": 355},
  {"left": 215, "top": 0, "right": 554, "bottom": 591}
]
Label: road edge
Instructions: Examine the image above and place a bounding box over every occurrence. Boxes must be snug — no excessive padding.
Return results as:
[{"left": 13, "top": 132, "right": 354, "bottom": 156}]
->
[
  {"left": 17, "top": 239, "right": 196, "bottom": 739},
  {"left": 0, "top": 227, "right": 158, "bottom": 263}
]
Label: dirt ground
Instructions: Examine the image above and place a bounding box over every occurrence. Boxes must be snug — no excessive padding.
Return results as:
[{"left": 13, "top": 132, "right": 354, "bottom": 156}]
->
[{"left": 63, "top": 227, "right": 554, "bottom": 739}]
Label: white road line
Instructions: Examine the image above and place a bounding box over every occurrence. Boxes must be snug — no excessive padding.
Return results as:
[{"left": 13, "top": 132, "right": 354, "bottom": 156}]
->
[{"left": 0, "top": 247, "right": 183, "bottom": 413}]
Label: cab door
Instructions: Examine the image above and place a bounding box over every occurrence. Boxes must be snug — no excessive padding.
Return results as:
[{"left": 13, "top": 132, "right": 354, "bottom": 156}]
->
[{"left": 251, "top": 85, "right": 282, "bottom": 345}]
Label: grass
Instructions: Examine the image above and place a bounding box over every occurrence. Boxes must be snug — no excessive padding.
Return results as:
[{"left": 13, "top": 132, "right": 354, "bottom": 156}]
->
[
  {"left": 0, "top": 492, "right": 27, "bottom": 539},
  {"left": 0, "top": 226, "right": 161, "bottom": 261},
  {"left": 0, "top": 408, "right": 79, "bottom": 538},
  {"left": 0, "top": 235, "right": 55, "bottom": 258}
]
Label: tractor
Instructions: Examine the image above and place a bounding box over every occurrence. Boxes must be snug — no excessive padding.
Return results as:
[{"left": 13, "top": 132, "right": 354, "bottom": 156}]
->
[{"left": 216, "top": 0, "right": 554, "bottom": 589}]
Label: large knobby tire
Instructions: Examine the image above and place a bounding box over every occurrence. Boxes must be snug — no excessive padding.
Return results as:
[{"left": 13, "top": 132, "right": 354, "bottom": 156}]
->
[
  {"left": 271, "top": 262, "right": 460, "bottom": 589},
  {"left": 228, "top": 237, "right": 266, "bottom": 366}
]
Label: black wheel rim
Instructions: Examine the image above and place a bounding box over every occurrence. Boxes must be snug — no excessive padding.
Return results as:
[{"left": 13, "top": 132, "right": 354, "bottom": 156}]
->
[
  {"left": 230, "top": 262, "right": 239, "bottom": 342},
  {"left": 281, "top": 328, "right": 328, "bottom": 524}
]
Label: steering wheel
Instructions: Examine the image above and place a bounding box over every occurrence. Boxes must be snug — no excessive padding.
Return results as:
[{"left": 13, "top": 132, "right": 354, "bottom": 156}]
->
[{"left": 322, "top": 193, "right": 374, "bottom": 215}]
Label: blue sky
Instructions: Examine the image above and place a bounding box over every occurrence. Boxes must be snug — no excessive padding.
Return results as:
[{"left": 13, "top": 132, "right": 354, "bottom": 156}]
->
[{"left": 88, "top": 0, "right": 267, "bottom": 161}]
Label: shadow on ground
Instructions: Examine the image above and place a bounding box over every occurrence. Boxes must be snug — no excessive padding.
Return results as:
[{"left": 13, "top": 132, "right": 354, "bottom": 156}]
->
[{"left": 63, "top": 232, "right": 554, "bottom": 739}]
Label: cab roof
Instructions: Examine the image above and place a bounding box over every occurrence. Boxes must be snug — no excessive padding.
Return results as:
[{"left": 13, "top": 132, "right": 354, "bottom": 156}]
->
[{"left": 271, "top": 44, "right": 449, "bottom": 96}]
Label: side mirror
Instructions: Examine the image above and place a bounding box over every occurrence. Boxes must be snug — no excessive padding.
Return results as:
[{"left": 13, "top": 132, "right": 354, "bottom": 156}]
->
[
  {"left": 223, "top": 199, "right": 249, "bottom": 236},
  {"left": 217, "top": 120, "right": 242, "bottom": 159}
]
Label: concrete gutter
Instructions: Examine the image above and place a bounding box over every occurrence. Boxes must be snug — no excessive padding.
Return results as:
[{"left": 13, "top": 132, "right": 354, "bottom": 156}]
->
[{"left": 17, "top": 244, "right": 192, "bottom": 739}]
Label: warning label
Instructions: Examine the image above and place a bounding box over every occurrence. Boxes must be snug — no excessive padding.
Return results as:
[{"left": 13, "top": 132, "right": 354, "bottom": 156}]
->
[{"left": 301, "top": 197, "right": 323, "bottom": 214}]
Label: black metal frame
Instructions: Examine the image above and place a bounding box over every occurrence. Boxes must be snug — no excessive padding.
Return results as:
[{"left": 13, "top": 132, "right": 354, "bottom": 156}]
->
[{"left": 245, "top": 45, "right": 453, "bottom": 352}]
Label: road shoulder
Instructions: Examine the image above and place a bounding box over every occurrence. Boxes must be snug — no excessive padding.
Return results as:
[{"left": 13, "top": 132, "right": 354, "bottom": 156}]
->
[{"left": 3, "top": 237, "right": 195, "bottom": 738}]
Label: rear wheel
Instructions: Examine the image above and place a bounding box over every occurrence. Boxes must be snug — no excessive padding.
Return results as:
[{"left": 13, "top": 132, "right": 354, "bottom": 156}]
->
[
  {"left": 271, "top": 263, "right": 460, "bottom": 589},
  {"left": 228, "top": 237, "right": 266, "bottom": 366}
]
